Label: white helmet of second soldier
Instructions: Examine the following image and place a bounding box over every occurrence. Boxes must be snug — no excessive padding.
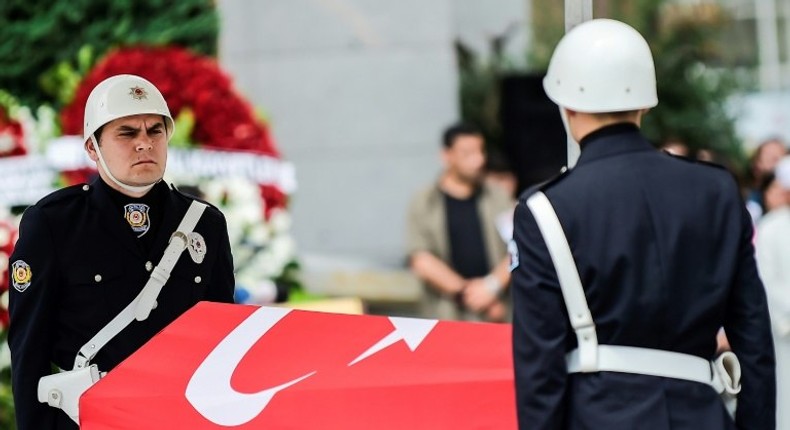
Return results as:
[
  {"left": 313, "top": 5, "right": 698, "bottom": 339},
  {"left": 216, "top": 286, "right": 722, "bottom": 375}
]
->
[
  {"left": 83, "top": 74, "right": 175, "bottom": 194},
  {"left": 543, "top": 19, "right": 657, "bottom": 113}
]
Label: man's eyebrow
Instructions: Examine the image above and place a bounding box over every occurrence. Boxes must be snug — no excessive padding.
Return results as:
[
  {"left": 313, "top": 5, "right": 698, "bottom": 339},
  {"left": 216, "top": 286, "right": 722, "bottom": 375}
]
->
[
  {"left": 147, "top": 122, "right": 164, "bottom": 131},
  {"left": 116, "top": 125, "right": 141, "bottom": 133}
]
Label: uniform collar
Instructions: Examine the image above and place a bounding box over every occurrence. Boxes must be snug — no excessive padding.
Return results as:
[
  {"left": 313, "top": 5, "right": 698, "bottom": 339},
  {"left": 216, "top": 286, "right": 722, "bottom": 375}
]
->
[
  {"left": 575, "top": 122, "right": 654, "bottom": 166},
  {"left": 90, "top": 177, "right": 180, "bottom": 259}
]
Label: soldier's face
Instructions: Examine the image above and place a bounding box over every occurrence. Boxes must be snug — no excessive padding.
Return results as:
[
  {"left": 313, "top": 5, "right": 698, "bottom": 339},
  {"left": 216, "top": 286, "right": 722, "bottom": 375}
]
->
[
  {"left": 443, "top": 134, "right": 486, "bottom": 184},
  {"left": 89, "top": 114, "right": 168, "bottom": 187}
]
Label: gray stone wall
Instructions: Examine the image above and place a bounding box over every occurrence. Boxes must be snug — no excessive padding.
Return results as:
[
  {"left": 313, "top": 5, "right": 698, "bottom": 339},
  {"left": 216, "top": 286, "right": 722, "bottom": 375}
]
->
[{"left": 216, "top": 0, "right": 529, "bottom": 303}]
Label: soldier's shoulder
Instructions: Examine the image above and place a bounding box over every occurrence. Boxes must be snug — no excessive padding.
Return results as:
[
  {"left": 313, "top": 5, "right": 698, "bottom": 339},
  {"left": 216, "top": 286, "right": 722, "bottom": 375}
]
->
[
  {"left": 171, "top": 185, "right": 225, "bottom": 219},
  {"left": 34, "top": 183, "right": 90, "bottom": 208},
  {"left": 665, "top": 152, "right": 739, "bottom": 187},
  {"left": 666, "top": 152, "right": 731, "bottom": 173},
  {"left": 517, "top": 166, "right": 571, "bottom": 205}
]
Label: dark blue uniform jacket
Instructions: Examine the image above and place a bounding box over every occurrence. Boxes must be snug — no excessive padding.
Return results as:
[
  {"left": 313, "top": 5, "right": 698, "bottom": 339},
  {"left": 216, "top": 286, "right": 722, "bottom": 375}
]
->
[
  {"left": 512, "top": 124, "right": 776, "bottom": 430},
  {"left": 8, "top": 178, "right": 235, "bottom": 429}
]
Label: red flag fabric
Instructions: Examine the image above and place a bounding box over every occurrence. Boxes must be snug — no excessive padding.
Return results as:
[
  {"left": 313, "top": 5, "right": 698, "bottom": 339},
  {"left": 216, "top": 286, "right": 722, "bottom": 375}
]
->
[{"left": 80, "top": 302, "right": 516, "bottom": 429}]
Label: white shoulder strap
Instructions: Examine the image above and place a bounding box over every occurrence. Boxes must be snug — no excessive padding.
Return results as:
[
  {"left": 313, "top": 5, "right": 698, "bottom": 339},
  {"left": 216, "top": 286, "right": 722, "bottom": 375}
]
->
[
  {"left": 74, "top": 200, "right": 207, "bottom": 370},
  {"left": 525, "top": 192, "right": 599, "bottom": 371}
]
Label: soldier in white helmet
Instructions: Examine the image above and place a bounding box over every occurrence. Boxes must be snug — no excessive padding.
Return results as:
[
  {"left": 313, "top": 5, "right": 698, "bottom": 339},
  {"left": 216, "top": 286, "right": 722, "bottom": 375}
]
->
[
  {"left": 510, "top": 19, "right": 775, "bottom": 429},
  {"left": 8, "top": 74, "right": 235, "bottom": 429}
]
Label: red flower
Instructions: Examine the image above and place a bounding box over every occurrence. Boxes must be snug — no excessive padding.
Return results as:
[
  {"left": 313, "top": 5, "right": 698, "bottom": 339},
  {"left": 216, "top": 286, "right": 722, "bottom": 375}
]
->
[
  {"left": 0, "top": 107, "right": 27, "bottom": 158},
  {"left": 61, "top": 46, "right": 280, "bottom": 157},
  {"left": 61, "top": 168, "right": 97, "bottom": 186},
  {"left": 260, "top": 185, "right": 288, "bottom": 220},
  {"left": 0, "top": 221, "right": 18, "bottom": 329}
]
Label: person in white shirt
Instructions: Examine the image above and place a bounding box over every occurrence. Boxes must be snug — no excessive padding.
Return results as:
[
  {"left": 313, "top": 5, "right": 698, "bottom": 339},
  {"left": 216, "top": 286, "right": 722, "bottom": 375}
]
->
[{"left": 755, "top": 154, "right": 790, "bottom": 430}]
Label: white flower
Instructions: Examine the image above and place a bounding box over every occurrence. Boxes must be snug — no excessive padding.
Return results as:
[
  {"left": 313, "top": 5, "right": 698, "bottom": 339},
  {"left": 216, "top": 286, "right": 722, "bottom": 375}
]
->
[
  {"left": 269, "top": 236, "right": 296, "bottom": 271},
  {"left": 0, "top": 226, "right": 10, "bottom": 247},
  {"left": 0, "top": 133, "right": 15, "bottom": 153},
  {"left": 0, "top": 340, "right": 10, "bottom": 372},
  {"left": 239, "top": 204, "right": 263, "bottom": 225},
  {"left": 226, "top": 223, "right": 246, "bottom": 249},
  {"left": 0, "top": 289, "right": 8, "bottom": 311},
  {"left": 249, "top": 250, "right": 283, "bottom": 278},
  {"left": 246, "top": 279, "right": 278, "bottom": 304},
  {"left": 226, "top": 177, "right": 260, "bottom": 203},
  {"left": 232, "top": 246, "right": 254, "bottom": 270},
  {"left": 269, "top": 209, "right": 292, "bottom": 234},
  {"left": 0, "top": 251, "right": 8, "bottom": 273},
  {"left": 201, "top": 180, "right": 227, "bottom": 205},
  {"left": 246, "top": 223, "right": 271, "bottom": 247}
]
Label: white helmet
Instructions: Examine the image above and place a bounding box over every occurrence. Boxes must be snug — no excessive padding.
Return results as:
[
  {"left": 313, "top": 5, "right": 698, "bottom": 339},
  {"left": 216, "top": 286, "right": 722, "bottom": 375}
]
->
[
  {"left": 84, "top": 74, "right": 174, "bottom": 194},
  {"left": 84, "top": 74, "right": 174, "bottom": 143},
  {"left": 543, "top": 19, "right": 657, "bottom": 113}
]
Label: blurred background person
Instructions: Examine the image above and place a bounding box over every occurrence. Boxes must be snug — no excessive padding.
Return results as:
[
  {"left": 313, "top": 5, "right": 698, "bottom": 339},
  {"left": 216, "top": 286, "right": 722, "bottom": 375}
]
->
[
  {"left": 484, "top": 150, "right": 518, "bottom": 199},
  {"left": 658, "top": 137, "right": 690, "bottom": 157},
  {"left": 406, "top": 123, "right": 514, "bottom": 322},
  {"left": 746, "top": 137, "right": 788, "bottom": 222},
  {"left": 485, "top": 150, "right": 518, "bottom": 245},
  {"left": 759, "top": 172, "right": 786, "bottom": 216},
  {"left": 755, "top": 155, "right": 790, "bottom": 430}
]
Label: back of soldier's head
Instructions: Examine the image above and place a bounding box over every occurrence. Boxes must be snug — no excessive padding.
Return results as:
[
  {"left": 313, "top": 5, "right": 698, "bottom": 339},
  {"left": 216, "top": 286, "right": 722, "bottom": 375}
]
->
[{"left": 543, "top": 19, "right": 658, "bottom": 114}]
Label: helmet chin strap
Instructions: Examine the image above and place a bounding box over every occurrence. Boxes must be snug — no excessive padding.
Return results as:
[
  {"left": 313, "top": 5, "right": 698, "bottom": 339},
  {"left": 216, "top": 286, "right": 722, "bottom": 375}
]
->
[
  {"left": 90, "top": 135, "right": 158, "bottom": 195},
  {"left": 559, "top": 107, "right": 581, "bottom": 169}
]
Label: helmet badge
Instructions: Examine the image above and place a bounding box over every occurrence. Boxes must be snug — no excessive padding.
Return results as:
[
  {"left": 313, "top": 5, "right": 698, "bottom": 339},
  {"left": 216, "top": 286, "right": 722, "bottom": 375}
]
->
[{"left": 129, "top": 86, "right": 149, "bottom": 100}]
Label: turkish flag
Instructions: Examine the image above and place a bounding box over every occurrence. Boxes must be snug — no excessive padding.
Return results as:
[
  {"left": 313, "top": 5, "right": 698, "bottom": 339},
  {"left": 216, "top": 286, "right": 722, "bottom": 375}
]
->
[{"left": 80, "top": 302, "right": 516, "bottom": 429}]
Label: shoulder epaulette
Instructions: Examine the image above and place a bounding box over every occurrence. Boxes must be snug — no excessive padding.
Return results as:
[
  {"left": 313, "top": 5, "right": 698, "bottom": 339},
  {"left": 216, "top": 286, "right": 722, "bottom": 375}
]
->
[
  {"left": 664, "top": 151, "right": 730, "bottom": 172},
  {"left": 518, "top": 166, "right": 571, "bottom": 204},
  {"left": 35, "top": 183, "right": 90, "bottom": 208},
  {"left": 171, "top": 185, "right": 221, "bottom": 212}
]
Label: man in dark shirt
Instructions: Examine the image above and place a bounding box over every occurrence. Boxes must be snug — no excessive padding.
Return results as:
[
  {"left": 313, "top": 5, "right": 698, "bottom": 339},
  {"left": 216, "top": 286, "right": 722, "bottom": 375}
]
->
[
  {"left": 406, "top": 123, "right": 514, "bottom": 321},
  {"left": 9, "top": 74, "right": 236, "bottom": 429}
]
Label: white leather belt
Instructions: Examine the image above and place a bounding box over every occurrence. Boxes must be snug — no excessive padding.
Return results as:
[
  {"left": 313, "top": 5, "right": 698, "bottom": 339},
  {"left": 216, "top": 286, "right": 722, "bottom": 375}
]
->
[{"left": 566, "top": 345, "right": 712, "bottom": 385}]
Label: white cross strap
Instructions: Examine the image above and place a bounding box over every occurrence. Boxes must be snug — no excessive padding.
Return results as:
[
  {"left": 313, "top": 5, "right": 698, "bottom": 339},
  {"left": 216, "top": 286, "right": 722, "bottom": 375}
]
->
[
  {"left": 134, "top": 201, "right": 207, "bottom": 321},
  {"left": 74, "top": 200, "right": 207, "bottom": 370},
  {"left": 526, "top": 192, "right": 599, "bottom": 371}
]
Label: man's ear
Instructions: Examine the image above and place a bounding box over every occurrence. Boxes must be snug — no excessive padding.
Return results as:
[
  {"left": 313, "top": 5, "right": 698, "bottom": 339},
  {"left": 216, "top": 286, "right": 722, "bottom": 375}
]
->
[{"left": 85, "top": 139, "right": 99, "bottom": 162}]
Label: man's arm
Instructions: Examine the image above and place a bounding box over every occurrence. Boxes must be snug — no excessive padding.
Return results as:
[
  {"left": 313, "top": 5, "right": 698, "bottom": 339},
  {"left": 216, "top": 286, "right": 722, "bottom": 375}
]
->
[
  {"left": 463, "top": 257, "right": 511, "bottom": 312},
  {"left": 725, "top": 205, "right": 776, "bottom": 429},
  {"left": 8, "top": 206, "right": 59, "bottom": 429},
  {"left": 405, "top": 192, "right": 465, "bottom": 297},
  {"left": 409, "top": 251, "right": 465, "bottom": 296},
  {"left": 511, "top": 201, "right": 569, "bottom": 430}
]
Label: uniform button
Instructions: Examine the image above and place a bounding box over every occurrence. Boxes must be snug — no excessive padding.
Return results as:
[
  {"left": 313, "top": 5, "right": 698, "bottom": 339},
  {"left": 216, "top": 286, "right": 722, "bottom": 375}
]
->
[
  {"left": 94, "top": 274, "right": 102, "bottom": 282},
  {"left": 83, "top": 185, "right": 90, "bottom": 191},
  {"left": 145, "top": 261, "right": 153, "bottom": 272},
  {"left": 194, "top": 276, "right": 202, "bottom": 284}
]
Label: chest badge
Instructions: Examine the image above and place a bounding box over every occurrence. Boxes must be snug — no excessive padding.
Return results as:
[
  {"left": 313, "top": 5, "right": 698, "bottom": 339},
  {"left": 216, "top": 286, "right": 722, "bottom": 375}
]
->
[
  {"left": 188, "top": 232, "right": 207, "bottom": 264},
  {"left": 11, "top": 260, "right": 32, "bottom": 292},
  {"left": 124, "top": 203, "right": 151, "bottom": 238}
]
